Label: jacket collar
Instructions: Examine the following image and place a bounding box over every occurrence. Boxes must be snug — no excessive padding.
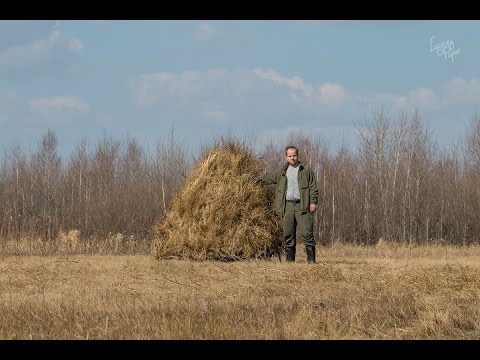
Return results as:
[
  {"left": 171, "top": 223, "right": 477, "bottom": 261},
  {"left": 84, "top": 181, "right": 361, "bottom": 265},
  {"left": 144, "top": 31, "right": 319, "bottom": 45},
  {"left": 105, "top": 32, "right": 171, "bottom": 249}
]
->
[{"left": 282, "top": 161, "right": 303, "bottom": 173}]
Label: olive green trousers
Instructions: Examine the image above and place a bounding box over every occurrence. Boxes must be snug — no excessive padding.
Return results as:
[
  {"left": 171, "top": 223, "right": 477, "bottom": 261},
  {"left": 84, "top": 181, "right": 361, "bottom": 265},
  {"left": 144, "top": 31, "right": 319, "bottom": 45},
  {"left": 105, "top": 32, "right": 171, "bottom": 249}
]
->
[{"left": 282, "top": 201, "right": 315, "bottom": 250}]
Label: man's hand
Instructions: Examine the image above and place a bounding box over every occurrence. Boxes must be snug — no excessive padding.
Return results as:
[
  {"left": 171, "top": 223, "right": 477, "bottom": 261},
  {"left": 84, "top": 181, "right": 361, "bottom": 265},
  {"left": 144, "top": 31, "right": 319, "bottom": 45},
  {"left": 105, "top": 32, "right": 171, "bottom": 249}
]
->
[{"left": 309, "top": 203, "right": 318, "bottom": 213}]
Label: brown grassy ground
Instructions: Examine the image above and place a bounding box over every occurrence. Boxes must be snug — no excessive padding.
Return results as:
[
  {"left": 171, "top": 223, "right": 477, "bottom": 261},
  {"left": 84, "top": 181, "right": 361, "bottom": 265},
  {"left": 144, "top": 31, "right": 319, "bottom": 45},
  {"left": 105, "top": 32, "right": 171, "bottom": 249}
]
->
[{"left": 1, "top": 242, "right": 480, "bottom": 339}]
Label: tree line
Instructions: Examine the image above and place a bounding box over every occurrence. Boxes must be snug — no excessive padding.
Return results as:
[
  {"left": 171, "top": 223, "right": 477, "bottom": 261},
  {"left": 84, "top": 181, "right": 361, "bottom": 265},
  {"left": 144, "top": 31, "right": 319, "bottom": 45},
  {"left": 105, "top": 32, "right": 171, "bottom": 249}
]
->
[
  {"left": 2, "top": 110, "right": 480, "bottom": 246},
  {"left": 0, "top": 130, "right": 189, "bottom": 243}
]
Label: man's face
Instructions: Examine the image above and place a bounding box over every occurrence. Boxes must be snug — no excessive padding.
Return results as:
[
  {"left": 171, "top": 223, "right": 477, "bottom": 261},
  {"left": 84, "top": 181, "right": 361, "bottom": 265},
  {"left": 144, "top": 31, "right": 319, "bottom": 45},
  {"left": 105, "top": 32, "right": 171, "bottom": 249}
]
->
[{"left": 285, "top": 148, "right": 298, "bottom": 166}]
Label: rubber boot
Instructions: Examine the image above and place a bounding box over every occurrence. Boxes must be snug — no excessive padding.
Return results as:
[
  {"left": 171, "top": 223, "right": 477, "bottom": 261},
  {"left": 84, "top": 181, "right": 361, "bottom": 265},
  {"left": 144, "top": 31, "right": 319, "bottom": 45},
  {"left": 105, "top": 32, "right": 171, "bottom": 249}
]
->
[
  {"left": 285, "top": 247, "right": 296, "bottom": 262},
  {"left": 306, "top": 245, "right": 316, "bottom": 264}
]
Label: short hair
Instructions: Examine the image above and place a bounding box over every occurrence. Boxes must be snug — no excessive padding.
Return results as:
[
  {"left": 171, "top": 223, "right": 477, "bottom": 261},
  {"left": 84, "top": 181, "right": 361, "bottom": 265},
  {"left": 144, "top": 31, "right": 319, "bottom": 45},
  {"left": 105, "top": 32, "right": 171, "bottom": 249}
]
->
[{"left": 285, "top": 145, "right": 298, "bottom": 155}]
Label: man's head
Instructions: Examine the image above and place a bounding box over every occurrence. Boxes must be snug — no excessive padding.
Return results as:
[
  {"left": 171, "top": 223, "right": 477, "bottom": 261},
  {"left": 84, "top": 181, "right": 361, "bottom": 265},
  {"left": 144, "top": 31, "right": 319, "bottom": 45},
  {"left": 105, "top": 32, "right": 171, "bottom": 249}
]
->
[{"left": 285, "top": 145, "right": 299, "bottom": 166}]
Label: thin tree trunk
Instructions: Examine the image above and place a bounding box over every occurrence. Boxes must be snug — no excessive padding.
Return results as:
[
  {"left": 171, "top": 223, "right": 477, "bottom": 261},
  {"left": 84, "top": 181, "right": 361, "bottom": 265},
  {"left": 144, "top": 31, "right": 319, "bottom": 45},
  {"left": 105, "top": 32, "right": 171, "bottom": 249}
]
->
[{"left": 332, "top": 181, "right": 335, "bottom": 245}]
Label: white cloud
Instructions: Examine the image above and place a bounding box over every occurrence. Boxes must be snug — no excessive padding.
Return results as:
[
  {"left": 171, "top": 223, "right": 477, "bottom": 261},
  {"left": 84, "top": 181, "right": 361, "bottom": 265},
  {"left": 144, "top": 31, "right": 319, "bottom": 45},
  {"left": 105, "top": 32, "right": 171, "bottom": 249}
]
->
[
  {"left": 0, "top": 35, "right": 54, "bottom": 69},
  {"left": 360, "top": 93, "right": 413, "bottom": 113},
  {"left": 49, "top": 29, "right": 61, "bottom": 42},
  {"left": 130, "top": 67, "right": 480, "bottom": 152},
  {"left": 132, "top": 69, "right": 230, "bottom": 106},
  {"left": 361, "top": 79, "right": 480, "bottom": 114},
  {"left": 253, "top": 68, "right": 313, "bottom": 96},
  {"left": 444, "top": 77, "right": 480, "bottom": 104},
  {"left": 68, "top": 38, "right": 84, "bottom": 53},
  {"left": 194, "top": 23, "right": 215, "bottom": 41},
  {"left": 318, "top": 83, "right": 346, "bottom": 105},
  {"left": 205, "top": 110, "right": 228, "bottom": 123},
  {"left": 251, "top": 70, "right": 480, "bottom": 115},
  {"left": 133, "top": 68, "right": 480, "bottom": 115},
  {"left": 408, "top": 87, "right": 440, "bottom": 111},
  {"left": 29, "top": 96, "right": 90, "bottom": 114},
  {"left": 253, "top": 67, "right": 348, "bottom": 109},
  {"left": 0, "top": 29, "right": 83, "bottom": 72},
  {"left": 133, "top": 68, "right": 349, "bottom": 112},
  {"left": 131, "top": 68, "right": 301, "bottom": 132}
]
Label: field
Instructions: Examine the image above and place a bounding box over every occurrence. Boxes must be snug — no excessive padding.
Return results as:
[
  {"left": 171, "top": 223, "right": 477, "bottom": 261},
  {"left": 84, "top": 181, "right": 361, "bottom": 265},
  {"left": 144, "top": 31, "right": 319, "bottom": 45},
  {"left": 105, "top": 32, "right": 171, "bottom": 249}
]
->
[{"left": 1, "top": 242, "right": 480, "bottom": 340}]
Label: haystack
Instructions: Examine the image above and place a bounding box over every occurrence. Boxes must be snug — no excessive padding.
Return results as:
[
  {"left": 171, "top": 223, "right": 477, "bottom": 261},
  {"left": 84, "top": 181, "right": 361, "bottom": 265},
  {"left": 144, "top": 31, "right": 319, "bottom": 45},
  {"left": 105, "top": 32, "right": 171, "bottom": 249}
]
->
[{"left": 153, "top": 140, "right": 282, "bottom": 261}]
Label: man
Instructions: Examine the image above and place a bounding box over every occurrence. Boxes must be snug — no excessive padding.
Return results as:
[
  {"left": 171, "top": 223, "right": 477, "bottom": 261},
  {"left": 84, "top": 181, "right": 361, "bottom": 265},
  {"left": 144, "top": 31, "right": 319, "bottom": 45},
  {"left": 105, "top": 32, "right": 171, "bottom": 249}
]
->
[{"left": 260, "top": 145, "right": 318, "bottom": 263}]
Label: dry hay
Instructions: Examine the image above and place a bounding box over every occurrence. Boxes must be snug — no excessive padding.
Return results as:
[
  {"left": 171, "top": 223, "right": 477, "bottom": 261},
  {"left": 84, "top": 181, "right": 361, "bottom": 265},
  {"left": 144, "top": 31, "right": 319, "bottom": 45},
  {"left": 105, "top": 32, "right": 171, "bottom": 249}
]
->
[{"left": 153, "top": 140, "right": 282, "bottom": 261}]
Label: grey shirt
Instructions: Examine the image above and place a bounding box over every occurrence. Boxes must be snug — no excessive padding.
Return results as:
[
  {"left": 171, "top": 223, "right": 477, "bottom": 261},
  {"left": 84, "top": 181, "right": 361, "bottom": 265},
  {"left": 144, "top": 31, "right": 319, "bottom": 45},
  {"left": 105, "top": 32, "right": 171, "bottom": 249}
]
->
[{"left": 286, "top": 165, "right": 300, "bottom": 200}]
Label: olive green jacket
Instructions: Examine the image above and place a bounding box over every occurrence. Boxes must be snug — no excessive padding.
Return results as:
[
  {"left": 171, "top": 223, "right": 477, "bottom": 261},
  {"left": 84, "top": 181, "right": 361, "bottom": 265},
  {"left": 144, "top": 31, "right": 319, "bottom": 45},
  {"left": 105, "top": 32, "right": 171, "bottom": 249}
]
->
[{"left": 260, "top": 162, "right": 318, "bottom": 215}]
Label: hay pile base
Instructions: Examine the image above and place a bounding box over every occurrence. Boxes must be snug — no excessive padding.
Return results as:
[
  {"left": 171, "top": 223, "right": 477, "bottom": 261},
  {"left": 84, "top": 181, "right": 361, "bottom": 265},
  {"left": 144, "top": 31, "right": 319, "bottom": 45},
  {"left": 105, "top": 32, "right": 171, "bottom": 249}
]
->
[{"left": 153, "top": 140, "right": 282, "bottom": 261}]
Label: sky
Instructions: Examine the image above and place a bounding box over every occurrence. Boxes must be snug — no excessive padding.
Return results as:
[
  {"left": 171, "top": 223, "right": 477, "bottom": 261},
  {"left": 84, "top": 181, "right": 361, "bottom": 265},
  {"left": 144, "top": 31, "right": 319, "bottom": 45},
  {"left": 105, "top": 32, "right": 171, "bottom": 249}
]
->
[{"left": 0, "top": 20, "right": 479, "bottom": 159}]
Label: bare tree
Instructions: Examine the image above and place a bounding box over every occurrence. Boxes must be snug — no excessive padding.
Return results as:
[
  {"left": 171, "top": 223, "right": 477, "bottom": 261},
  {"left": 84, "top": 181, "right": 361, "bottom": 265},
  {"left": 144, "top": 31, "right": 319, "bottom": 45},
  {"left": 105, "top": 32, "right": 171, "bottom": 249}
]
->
[{"left": 29, "top": 130, "right": 62, "bottom": 239}]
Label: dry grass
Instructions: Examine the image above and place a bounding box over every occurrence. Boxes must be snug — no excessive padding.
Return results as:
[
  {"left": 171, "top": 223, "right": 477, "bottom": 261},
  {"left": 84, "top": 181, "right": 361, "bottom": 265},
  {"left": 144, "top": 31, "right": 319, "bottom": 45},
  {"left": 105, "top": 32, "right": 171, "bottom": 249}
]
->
[
  {"left": 0, "top": 231, "right": 152, "bottom": 256},
  {"left": 1, "top": 243, "right": 480, "bottom": 339},
  {"left": 153, "top": 140, "right": 282, "bottom": 261}
]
